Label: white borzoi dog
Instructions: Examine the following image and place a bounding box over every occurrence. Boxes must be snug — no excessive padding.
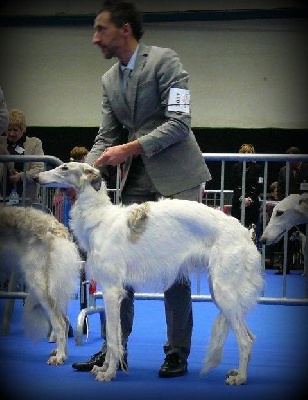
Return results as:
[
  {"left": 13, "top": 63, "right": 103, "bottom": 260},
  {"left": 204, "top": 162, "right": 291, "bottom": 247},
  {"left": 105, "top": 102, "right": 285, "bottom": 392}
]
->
[
  {"left": 0, "top": 206, "right": 81, "bottom": 364},
  {"left": 261, "top": 192, "right": 308, "bottom": 275},
  {"left": 38, "top": 162, "right": 263, "bottom": 385}
]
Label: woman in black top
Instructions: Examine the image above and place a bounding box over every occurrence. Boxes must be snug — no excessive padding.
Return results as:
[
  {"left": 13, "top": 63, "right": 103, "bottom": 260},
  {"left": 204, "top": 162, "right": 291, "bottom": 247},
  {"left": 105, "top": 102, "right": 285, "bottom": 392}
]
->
[{"left": 231, "top": 143, "right": 264, "bottom": 229}]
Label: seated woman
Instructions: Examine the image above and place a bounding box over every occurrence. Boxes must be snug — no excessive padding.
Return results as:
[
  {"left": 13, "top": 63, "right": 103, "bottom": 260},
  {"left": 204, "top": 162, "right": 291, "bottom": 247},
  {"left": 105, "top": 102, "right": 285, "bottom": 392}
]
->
[{"left": 0, "top": 109, "right": 44, "bottom": 204}]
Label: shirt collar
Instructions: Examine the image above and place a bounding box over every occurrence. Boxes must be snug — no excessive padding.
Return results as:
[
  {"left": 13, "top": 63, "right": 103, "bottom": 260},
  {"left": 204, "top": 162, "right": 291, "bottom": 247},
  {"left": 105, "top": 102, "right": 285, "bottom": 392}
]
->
[{"left": 121, "top": 44, "right": 139, "bottom": 72}]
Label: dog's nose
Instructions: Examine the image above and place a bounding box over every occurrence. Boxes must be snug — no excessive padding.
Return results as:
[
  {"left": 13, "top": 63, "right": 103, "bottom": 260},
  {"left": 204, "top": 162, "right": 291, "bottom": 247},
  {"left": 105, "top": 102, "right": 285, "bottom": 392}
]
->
[{"left": 260, "top": 236, "right": 266, "bottom": 245}]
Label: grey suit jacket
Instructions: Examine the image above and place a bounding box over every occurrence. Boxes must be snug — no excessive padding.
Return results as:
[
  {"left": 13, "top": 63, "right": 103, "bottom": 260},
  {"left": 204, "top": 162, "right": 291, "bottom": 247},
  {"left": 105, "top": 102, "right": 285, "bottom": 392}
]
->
[{"left": 87, "top": 43, "right": 211, "bottom": 196}]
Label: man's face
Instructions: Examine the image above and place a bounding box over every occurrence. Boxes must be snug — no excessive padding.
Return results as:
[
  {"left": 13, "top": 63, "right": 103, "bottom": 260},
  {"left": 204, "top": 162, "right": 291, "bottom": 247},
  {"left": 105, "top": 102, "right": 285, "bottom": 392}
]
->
[{"left": 92, "top": 11, "right": 125, "bottom": 60}]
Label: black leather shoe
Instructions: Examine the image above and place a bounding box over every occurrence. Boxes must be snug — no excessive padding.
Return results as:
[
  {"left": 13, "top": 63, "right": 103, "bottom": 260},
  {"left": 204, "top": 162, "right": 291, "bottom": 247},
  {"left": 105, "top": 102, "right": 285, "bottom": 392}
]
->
[
  {"left": 72, "top": 350, "right": 127, "bottom": 372},
  {"left": 158, "top": 353, "right": 187, "bottom": 378}
]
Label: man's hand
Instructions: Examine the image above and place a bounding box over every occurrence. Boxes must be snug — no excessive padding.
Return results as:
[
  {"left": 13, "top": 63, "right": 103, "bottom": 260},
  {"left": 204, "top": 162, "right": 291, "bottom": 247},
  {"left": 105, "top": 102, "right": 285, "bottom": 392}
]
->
[{"left": 94, "top": 140, "right": 143, "bottom": 168}]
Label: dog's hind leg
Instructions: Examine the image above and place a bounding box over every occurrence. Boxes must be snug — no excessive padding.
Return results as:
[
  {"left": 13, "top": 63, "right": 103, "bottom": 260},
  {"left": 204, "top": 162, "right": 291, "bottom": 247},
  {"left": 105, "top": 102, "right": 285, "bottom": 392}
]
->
[
  {"left": 23, "top": 292, "right": 68, "bottom": 365},
  {"left": 201, "top": 312, "right": 229, "bottom": 376},
  {"left": 206, "top": 281, "right": 255, "bottom": 385},
  {"left": 46, "top": 301, "right": 69, "bottom": 365},
  {"left": 92, "top": 286, "right": 126, "bottom": 382},
  {"left": 225, "top": 317, "right": 255, "bottom": 385},
  {"left": 48, "top": 314, "right": 69, "bottom": 365}
]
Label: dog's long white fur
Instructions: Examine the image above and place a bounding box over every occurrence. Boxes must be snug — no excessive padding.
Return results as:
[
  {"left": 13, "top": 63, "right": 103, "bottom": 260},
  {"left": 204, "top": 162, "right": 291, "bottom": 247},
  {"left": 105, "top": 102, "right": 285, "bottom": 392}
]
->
[
  {"left": 261, "top": 192, "right": 308, "bottom": 275},
  {"left": 0, "top": 206, "right": 81, "bottom": 364},
  {"left": 38, "top": 162, "right": 264, "bottom": 385}
]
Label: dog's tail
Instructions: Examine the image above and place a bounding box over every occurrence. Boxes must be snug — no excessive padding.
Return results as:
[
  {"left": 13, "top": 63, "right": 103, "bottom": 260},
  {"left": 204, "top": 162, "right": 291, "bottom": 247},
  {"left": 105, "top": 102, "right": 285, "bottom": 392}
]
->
[
  {"left": 23, "top": 293, "right": 51, "bottom": 341},
  {"left": 201, "top": 312, "right": 229, "bottom": 375}
]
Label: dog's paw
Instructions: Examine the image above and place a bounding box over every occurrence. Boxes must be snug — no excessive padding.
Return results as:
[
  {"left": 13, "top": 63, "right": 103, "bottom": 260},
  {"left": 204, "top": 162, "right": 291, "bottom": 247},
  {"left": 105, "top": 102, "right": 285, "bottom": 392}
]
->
[
  {"left": 225, "top": 369, "right": 246, "bottom": 385},
  {"left": 49, "top": 348, "right": 57, "bottom": 356},
  {"left": 95, "top": 369, "right": 117, "bottom": 382},
  {"left": 226, "top": 368, "right": 238, "bottom": 377},
  {"left": 90, "top": 365, "right": 100, "bottom": 375},
  {"left": 90, "top": 364, "right": 107, "bottom": 374},
  {"left": 47, "top": 354, "right": 66, "bottom": 365}
]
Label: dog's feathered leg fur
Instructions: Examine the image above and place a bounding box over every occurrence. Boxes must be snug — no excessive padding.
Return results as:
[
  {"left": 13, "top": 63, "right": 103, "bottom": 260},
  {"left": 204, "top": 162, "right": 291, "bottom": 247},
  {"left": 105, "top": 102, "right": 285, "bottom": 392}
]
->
[
  {"left": 44, "top": 298, "right": 70, "bottom": 365},
  {"left": 224, "top": 316, "right": 255, "bottom": 385},
  {"left": 92, "top": 286, "right": 127, "bottom": 381}
]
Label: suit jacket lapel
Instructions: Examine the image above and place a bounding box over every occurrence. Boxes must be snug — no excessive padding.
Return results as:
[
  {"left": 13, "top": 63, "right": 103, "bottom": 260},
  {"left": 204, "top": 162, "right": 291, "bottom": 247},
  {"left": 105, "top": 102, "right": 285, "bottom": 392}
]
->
[{"left": 127, "top": 44, "right": 149, "bottom": 116}]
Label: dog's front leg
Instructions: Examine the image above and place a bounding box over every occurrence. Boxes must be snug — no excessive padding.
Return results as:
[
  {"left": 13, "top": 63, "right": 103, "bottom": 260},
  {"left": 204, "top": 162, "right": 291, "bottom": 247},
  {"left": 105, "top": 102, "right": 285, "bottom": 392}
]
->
[{"left": 92, "top": 286, "right": 126, "bottom": 382}]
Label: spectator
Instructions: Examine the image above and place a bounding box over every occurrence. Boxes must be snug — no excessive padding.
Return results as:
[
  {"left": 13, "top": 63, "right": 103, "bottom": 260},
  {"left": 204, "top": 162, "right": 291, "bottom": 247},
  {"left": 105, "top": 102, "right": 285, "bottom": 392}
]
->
[
  {"left": 231, "top": 144, "right": 263, "bottom": 230},
  {"left": 69, "top": 146, "right": 89, "bottom": 163},
  {"left": 0, "top": 109, "right": 44, "bottom": 204},
  {"left": 269, "top": 181, "right": 281, "bottom": 202},
  {"left": 0, "top": 86, "right": 11, "bottom": 185},
  {"left": 0, "top": 87, "right": 8, "bottom": 135},
  {"left": 277, "top": 146, "right": 308, "bottom": 197}
]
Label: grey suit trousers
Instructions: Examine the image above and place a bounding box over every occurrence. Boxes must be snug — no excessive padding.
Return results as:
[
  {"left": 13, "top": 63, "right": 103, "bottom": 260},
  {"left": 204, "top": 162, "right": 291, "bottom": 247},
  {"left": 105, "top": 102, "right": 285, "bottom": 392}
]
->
[{"left": 101, "top": 184, "right": 200, "bottom": 360}]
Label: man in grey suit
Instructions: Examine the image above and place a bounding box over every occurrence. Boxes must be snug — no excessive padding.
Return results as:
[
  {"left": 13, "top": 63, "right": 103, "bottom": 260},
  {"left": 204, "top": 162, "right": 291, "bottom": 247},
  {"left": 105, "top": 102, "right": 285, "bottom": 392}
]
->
[{"left": 72, "top": 0, "right": 211, "bottom": 378}]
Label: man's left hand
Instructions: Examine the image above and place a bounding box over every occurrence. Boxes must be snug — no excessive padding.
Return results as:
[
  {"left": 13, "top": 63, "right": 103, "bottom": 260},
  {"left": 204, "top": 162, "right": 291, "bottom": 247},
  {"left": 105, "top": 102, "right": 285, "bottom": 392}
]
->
[{"left": 94, "top": 140, "right": 143, "bottom": 168}]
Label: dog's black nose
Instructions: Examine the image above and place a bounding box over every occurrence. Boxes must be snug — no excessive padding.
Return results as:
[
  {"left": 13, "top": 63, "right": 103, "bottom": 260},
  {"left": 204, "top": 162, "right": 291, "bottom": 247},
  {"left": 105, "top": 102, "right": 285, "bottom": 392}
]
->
[{"left": 260, "top": 237, "right": 266, "bottom": 245}]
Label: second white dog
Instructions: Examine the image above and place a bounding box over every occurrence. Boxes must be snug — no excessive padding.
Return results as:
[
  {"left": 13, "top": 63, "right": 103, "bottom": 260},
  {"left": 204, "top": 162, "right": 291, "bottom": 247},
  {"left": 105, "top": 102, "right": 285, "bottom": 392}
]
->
[
  {"left": 0, "top": 206, "right": 81, "bottom": 364},
  {"left": 38, "top": 162, "right": 263, "bottom": 385},
  {"left": 261, "top": 192, "right": 308, "bottom": 275}
]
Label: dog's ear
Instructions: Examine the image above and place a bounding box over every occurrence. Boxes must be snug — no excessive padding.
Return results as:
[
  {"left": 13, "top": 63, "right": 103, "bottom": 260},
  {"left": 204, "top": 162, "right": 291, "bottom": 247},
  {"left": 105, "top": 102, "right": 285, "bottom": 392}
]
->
[{"left": 82, "top": 166, "right": 102, "bottom": 191}]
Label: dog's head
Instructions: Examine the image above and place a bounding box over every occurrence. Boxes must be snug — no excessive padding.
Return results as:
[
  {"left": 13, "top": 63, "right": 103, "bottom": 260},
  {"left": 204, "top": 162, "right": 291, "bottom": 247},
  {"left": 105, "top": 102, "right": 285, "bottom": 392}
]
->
[
  {"left": 38, "top": 162, "right": 102, "bottom": 192},
  {"left": 260, "top": 192, "right": 308, "bottom": 245}
]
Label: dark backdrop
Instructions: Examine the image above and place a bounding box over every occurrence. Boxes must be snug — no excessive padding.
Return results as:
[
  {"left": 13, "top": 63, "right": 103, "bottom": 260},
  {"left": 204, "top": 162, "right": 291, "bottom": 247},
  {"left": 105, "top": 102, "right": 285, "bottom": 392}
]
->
[{"left": 26, "top": 127, "right": 308, "bottom": 190}]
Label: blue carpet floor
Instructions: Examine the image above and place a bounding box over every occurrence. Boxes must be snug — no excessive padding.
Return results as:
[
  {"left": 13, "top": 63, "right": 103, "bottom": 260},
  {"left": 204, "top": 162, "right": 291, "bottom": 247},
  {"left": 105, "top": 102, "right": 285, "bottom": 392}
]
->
[{"left": 1, "top": 270, "right": 307, "bottom": 400}]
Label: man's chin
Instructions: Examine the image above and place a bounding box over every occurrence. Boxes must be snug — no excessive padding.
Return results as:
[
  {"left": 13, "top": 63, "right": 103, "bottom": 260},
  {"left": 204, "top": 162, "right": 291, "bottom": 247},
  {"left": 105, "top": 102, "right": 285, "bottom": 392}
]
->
[
  {"left": 100, "top": 48, "right": 112, "bottom": 59},
  {"left": 103, "top": 52, "right": 112, "bottom": 60}
]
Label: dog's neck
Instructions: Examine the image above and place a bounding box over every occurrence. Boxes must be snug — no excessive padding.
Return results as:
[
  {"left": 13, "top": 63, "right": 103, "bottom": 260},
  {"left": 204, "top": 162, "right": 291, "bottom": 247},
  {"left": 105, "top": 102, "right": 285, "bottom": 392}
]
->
[{"left": 75, "top": 184, "right": 112, "bottom": 210}]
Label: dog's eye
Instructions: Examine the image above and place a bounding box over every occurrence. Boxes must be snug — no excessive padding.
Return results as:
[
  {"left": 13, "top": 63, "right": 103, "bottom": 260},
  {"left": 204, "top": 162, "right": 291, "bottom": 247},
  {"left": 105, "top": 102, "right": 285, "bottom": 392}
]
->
[
  {"left": 61, "top": 164, "right": 69, "bottom": 171},
  {"left": 276, "top": 210, "right": 284, "bottom": 217}
]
